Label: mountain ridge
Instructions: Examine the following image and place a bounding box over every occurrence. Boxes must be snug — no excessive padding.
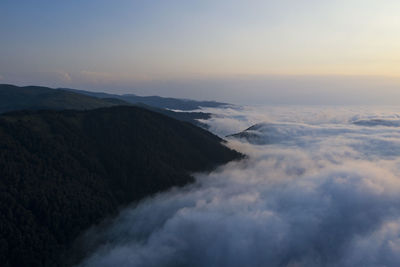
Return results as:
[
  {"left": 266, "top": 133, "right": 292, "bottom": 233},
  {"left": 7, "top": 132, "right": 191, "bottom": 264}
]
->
[
  {"left": 0, "top": 84, "right": 214, "bottom": 127},
  {"left": 60, "top": 87, "right": 230, "bottom": 110},
  {"left": 0, "top": 84, "right": 129, "bottom": 113}
]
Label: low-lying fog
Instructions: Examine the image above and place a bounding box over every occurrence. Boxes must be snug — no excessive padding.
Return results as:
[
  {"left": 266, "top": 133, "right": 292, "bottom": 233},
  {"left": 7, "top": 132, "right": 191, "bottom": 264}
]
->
[{"left": 78, "top": 105, "right": 400, "bottom": 267}]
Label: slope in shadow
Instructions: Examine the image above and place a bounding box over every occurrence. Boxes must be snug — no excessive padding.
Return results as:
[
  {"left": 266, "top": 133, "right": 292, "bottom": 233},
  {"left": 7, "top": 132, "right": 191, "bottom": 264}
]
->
[{"left": 0, "top": 106, "right": 243, "bottom": 267}]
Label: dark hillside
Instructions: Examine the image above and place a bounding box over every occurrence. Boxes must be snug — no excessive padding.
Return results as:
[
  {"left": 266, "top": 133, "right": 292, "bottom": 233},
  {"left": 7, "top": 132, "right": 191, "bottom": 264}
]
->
[
  {"left": 0, "top": 106, "right": 242, "bottom": 266},
  {"left": 0, "top": 84, "right": 128, "bottom": 113}
]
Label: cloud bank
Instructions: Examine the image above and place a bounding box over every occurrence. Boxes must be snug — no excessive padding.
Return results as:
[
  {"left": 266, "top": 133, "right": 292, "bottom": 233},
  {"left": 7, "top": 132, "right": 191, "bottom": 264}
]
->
[{"left": 78, "top": 105, "right": 400, "bottom": 267}]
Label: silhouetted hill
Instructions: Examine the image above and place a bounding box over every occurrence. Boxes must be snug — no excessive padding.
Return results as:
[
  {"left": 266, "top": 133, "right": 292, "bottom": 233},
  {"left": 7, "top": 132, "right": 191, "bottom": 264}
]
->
[
  {"left": 0, "top": 84, "right": 212, "bottom": 128},
  {"left": 62, "top": 87, "right": 229, "bottom": 110},
  {"left": 0, "top": 84, "right": 128, "bottom": 113},
  {"left": 0, "top": 106, "right": 242, "bottom": 267}
]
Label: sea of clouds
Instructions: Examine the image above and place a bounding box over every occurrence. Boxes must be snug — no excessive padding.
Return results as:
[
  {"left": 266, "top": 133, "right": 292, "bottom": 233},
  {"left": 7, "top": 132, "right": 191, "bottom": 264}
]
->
[{"left": 78, "top": 105, "right": 400, "bottom": 267}]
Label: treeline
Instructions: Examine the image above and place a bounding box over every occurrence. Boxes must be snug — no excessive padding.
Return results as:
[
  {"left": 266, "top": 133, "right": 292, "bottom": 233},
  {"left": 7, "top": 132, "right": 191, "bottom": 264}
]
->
[{"left": 0, "top": 106, "right": 242, "bottom": 266}]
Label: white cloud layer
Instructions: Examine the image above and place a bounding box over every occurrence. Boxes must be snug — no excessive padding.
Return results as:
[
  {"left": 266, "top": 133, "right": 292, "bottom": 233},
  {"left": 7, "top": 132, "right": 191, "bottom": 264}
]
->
[{"left": 78, "top": 105, "right": 400, "bottom": 267}]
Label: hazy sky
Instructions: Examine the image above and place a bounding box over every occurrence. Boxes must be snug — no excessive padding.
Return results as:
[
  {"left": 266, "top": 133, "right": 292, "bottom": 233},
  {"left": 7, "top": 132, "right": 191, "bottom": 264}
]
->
[{"left": 1, "top": 0, "right": 400, "bottom": 104}]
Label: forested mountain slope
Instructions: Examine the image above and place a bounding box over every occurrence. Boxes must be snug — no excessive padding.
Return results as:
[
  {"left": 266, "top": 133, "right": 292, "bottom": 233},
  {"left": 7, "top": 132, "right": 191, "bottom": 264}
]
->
[{"left": 0, "top": 106, "right": 242, "bottom": 266}]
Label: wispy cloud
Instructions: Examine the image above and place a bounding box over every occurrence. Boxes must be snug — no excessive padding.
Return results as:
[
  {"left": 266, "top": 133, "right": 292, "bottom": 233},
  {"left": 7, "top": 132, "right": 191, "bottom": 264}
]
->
[{"left": 55, "top": 70, "right": 72, "bottom": 82}]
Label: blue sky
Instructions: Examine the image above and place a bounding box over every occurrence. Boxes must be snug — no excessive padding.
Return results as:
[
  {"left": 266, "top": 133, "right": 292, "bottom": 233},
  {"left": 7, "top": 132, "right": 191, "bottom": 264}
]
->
[{"left": 1, "top": 0, "right": 400, "bottom": 104}]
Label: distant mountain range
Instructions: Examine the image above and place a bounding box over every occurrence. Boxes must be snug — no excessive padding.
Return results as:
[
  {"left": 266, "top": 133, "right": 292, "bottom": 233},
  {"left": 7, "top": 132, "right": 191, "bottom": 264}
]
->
[
  {"left": 61, "top": 87, "right": 229, "bottom": 110},
  {"left": 0, "top": 106, "right": 242, "bottom": 266},
  {"left": 0, "top": 84, "right": 222, "bottom": 127},
  {"left": 0, "top": 84, "right": 127, "bottom": 113}
]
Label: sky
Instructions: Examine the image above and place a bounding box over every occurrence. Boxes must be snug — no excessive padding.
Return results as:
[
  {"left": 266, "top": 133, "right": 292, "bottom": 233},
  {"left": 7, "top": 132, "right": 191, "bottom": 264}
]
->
[{"left": 1, "top": 0, "right": 400, "bottom": 104}]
